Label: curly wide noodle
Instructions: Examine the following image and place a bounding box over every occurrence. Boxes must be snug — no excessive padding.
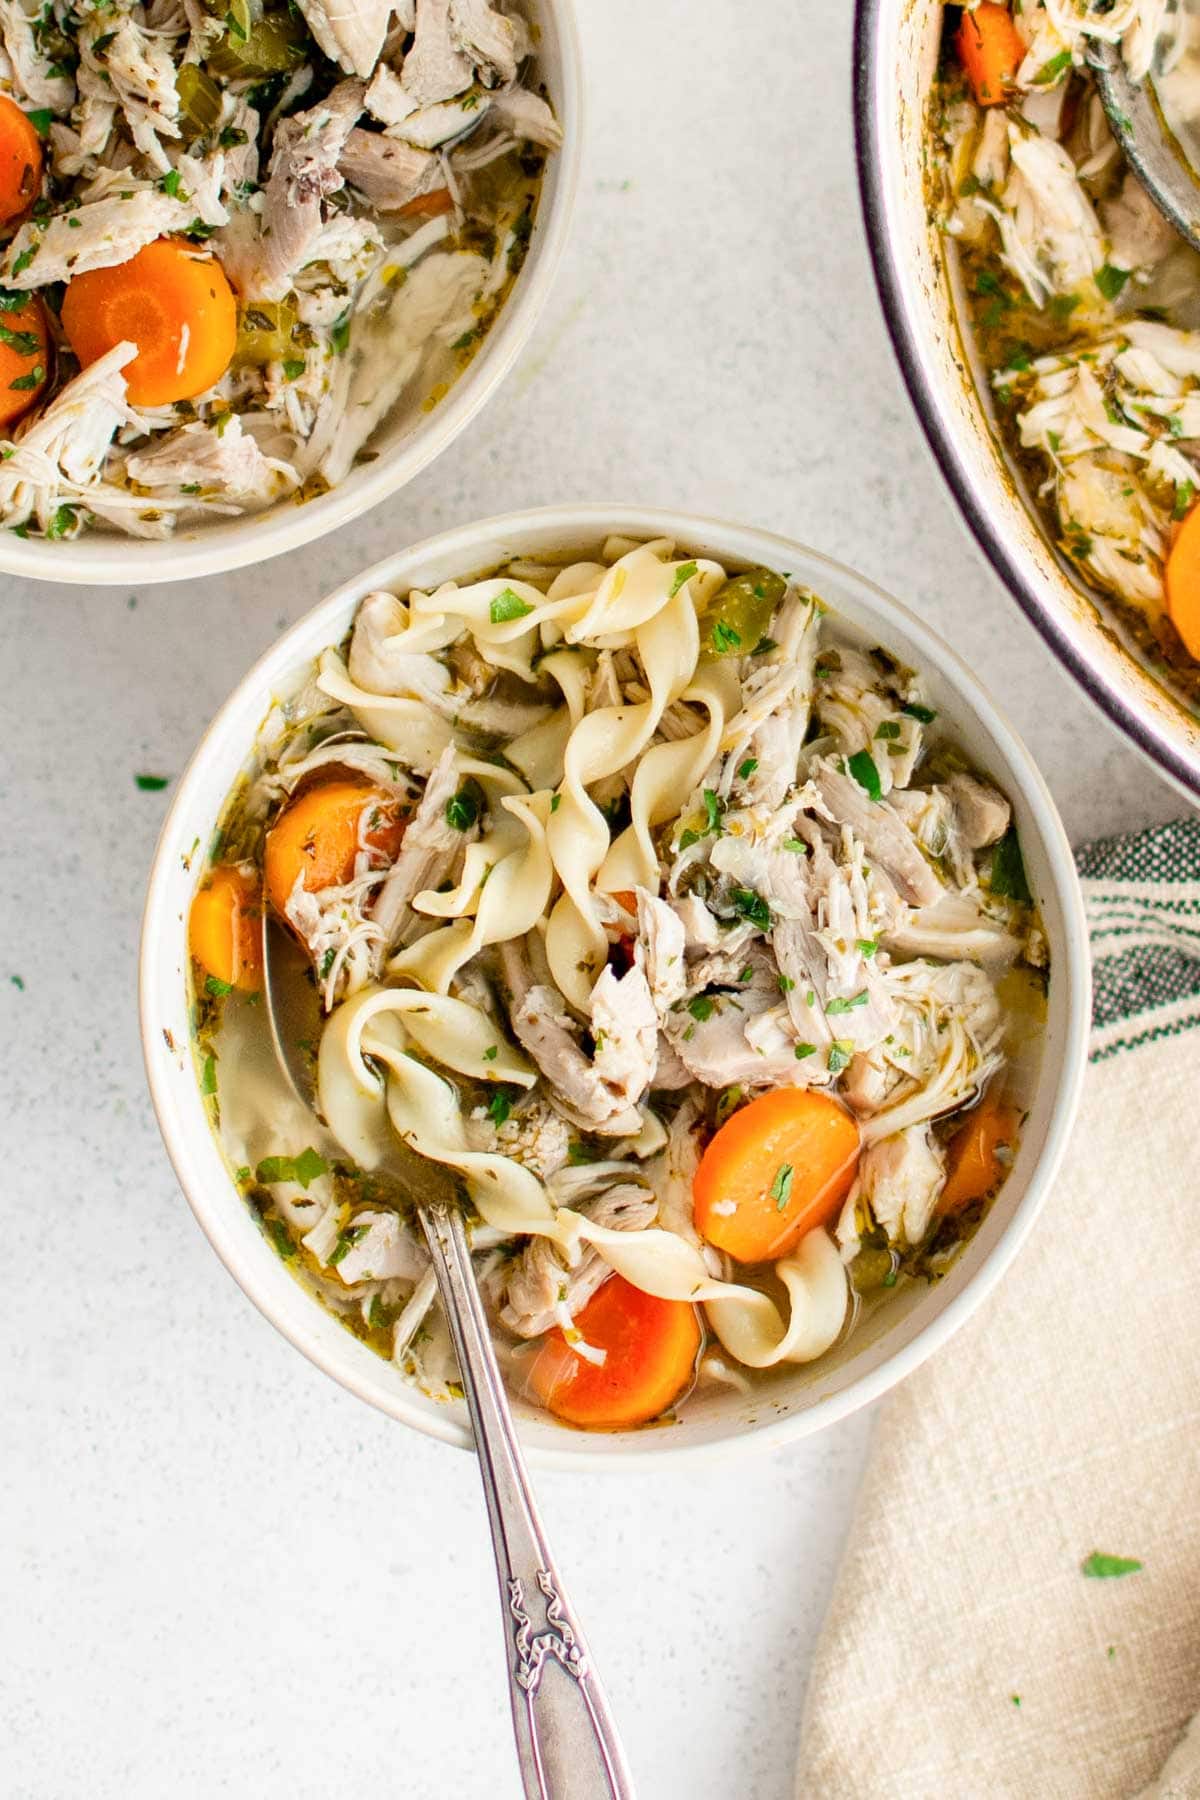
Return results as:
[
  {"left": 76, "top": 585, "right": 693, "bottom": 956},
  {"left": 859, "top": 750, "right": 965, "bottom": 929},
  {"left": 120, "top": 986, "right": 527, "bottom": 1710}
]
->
[
  {"left": 309, "top": 540, "right": 852, "bottom": 1369},
  {"left": 318, "top": 986, "right": 848, "bottom": 1372}
]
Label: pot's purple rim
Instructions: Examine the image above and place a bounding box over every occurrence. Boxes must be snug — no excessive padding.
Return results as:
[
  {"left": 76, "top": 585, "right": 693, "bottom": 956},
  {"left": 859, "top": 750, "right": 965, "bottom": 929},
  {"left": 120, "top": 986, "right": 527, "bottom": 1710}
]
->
[{"left": 852, "top": 0, "right": 1200, "bottom": 806}]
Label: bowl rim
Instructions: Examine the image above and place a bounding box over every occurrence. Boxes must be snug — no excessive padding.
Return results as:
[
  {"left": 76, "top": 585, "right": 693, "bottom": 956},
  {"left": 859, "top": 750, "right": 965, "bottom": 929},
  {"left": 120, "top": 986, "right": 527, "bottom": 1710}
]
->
[
  {"left": 852, "top": 0, "right": 1200, "bottom": 806},
  {"left": 0, "top": 0, "right": 583, "bottom": 587},
  {"left": 140, "top": 502, "right": 1092, "bottom": 1470}
]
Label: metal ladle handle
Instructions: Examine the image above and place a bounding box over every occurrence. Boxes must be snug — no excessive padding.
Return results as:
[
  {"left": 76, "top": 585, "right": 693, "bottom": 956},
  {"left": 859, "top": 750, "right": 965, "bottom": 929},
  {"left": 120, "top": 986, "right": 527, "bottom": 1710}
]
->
[
  {"left": 1087, "top": 38, "right": 1200, "bottom": 256},
  {"left": 420, "top": 1202, "right": 638, "bottom": 1800}
]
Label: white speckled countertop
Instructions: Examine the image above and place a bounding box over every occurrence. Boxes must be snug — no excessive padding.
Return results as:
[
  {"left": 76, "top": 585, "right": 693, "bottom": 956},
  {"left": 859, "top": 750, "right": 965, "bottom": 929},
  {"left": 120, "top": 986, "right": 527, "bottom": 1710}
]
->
[{"left": 0, "top": 3, "right": 1184, "bottom": 1796}]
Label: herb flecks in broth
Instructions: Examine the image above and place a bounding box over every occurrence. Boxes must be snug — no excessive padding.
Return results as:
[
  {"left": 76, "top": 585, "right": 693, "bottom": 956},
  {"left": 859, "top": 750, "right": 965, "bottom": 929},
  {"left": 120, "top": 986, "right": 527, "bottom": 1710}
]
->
[
  {"left": 934, "top": 0, "right": 1200, "bottom": 687},
  {"left": 189, "top": 535, "right": 1047, "bottom": 1431}
]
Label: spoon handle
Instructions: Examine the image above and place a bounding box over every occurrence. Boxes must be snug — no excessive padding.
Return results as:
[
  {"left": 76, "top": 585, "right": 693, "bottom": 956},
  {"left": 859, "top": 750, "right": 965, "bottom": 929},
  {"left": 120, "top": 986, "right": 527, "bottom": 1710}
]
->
[{"left": 420, "top": 1202, "right": 637, "bottom": 1800}]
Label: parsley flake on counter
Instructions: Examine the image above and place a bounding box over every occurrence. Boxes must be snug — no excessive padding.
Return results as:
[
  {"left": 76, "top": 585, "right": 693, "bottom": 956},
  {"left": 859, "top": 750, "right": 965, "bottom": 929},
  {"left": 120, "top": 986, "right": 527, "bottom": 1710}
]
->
[
  {"left": 135, "top": 773, "right": 170, "bottom": 791},
  {"left": 1082, "top": 1552, "right": 1142, "bottom": 1579}
]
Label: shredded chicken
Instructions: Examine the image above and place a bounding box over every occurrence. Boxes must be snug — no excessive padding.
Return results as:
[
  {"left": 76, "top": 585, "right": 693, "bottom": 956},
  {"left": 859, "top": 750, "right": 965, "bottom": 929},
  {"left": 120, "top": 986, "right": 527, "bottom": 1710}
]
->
[{"left": 0, "top": 0, "right": 558, "bottom": 541}]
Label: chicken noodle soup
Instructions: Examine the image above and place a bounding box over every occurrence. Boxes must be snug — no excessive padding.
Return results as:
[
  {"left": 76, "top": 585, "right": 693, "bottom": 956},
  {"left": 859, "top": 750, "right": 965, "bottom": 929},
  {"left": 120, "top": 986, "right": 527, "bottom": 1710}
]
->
[
  {"left": 0, "top": 0, "right": 558, "bottom": 540},
  {"left": 932, "top": 1, "right": 1200, "bottom": 693},
  {"left": 189, "top": 535, "right": 1047, "bottom": 1430}
]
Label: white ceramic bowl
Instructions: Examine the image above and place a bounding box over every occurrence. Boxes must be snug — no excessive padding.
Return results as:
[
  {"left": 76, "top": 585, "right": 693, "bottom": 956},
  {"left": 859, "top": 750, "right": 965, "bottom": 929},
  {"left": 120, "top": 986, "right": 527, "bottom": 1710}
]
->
[
  {"left": 4, "top": 5, "right": 581, "bottom": 587},
  {"left": 140, "top": 505, "right": 1091, "bottom": 1469}
]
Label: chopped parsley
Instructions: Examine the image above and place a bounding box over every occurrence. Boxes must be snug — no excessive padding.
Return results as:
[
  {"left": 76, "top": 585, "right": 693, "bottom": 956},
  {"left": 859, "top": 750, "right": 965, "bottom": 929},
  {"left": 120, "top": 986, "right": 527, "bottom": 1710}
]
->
[
  {"left": 778, "top": 975, "right": 795, "bottom": 992},
  {"left": 482, "top": 1045, "right": 498, "bottom": 1062},
  {"left": 737, "top": 757, "right": 758, "bottom": 780},
  {"left": 282, "top": 357, "right": 305, "bottom": 381},
  {"left": 668, "top": 559, "right": 698, "bottom": 597},
  {"left": 750, "top": 635, "right": 777, "bottom": 656},
  {"left": 1174, "top": 480, "right": 1195, "bottom": 521},
  {"left": 330, "top": 309, "right": 351, "bottom": 354},
  {"left": 329, "top": 1222, "right": 369, "bottom": 1266},
  {"left": 44, "top": 504, "right": 77, "bottom": 539},
  {"left": 23, "top": 108, "right": 52, "bottom": 136},
  {"left": 1033, "top": 48, "right": 1072, "bottom": 84},
  {"left": 782, "top": 837, "right": 808, "bottom": 854},
  {"left": 1082, "top": 1552, "right": 1142, "bottom": 1579},
  {"left": 11, "top": 248, "right": 36, "bottom": 277},
  {"left": 900, "top": 701, "right": 937, "bottom": 723},
  {"left": 827, "top": 1039, "right": 853, "bottom": 1075},
  {"left": 730, "top": 887, "right": 771, "bottom": 930},
  {"left": 826, "top": 991, "right": 868, "bottom": 1014},
  {"left": 489, "top": 587, "right": 534, "bottom": 624},
  {"left": 254, "top": 1149, "right": 328, "bottom": 1189},
  {"left": 159, "top": 168, "right": 183, "bottom": 198},
  {"left": 445, "top": 780, "right": 482, "bottom": 831},
  {"left": 793, "top": 1043, "right": 816, "bottom": 1060},
  {"left": 9, "top": 363, "right": 43, "bottom": 391},
  {"left": 135, "top": 773, "right": 169, "bottom": 790},
  {"left": 550, "top": 793, "right": 561, "bottom": 812},
  {"left": 205, "top": 975, "right": 233, "bottom": 998},
  {"left": 711, "top": 619, "right": 741, "bottom": 654},
  {"left": 769, "top": 1162, "right": 794, "bottom": 1211},
  {"left": 846, "top": 750, "right": 882, "bottom": 802},
  {"left": 687, "top": 994, "right": 715, "bottom": 1022},
  {"left": 266, "top": 1218, "right": 297, "bottom": 1260},
  {"left": 875, "top": 720, "right": 901, "bottom": 741},
  {"left": 0, "top": 321, "right": 40, "bottom": 355},
  {"left": 856, "top": 938, "right": 878, "bottom": 958},
  {"left": 1095, "top": 263, "right": 1130, "bottom": 303},
  {"left": 487, "top": 1088, "right": 515, "bottom": 1128},
  {"left": 990, "top": 827, "right": 1032, "bottom": 904},
  {"left": 200, "top": 1053, "right": 217, "bottom": 1095},
  {"left": 567, "top": 1141, "right": 598, "bottom": 1165}
]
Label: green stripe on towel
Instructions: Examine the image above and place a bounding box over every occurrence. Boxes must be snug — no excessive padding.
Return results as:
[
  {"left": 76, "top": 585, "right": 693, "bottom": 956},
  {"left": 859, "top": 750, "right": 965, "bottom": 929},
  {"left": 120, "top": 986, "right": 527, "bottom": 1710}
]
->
[{"left": 1078, "top": 819, "right": 1200, "bottom": 1060}]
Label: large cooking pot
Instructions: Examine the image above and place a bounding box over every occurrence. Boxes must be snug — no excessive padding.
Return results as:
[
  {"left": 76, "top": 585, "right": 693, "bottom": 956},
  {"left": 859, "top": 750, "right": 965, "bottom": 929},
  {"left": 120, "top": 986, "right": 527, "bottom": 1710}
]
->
[{"left": 854, "top": 0, "right": 1200, "bottom": 802}]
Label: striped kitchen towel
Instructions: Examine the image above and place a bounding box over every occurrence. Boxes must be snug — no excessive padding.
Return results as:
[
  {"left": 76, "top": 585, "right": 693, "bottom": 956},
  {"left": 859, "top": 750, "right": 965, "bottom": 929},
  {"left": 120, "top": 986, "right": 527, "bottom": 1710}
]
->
[{"left": 797, "top": 819, "right": 1200, "bottom": 1800}]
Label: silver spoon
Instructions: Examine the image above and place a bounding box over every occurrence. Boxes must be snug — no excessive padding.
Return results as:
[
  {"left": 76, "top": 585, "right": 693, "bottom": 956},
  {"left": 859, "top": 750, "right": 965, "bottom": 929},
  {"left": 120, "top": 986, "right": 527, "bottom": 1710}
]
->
[
  {"left": 1087, "top": 37, "right": 1200, "bottom": 254},
  {"left": 262, "top": 916, "right": 637, "bottom": 1800}
]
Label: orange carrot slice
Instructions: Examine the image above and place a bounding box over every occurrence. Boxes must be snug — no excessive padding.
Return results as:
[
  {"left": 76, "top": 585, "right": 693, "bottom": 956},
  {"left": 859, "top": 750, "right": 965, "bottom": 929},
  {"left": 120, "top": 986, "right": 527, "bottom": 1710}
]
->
[
  {"left": 0, "top": 97, "right": 42, "bottom": 225},
  {"left": 395, "top": 187, "right": 455, "bottom": 220},
  {"left": 693, "top": 1088, "right": 860, "bottom": 1264},
  {"left": 263, "top": 779, "right": 407, "bottom": 919},
  {"left": 956, "top": 3, "right": 1026, "bottom": 106},
  {"left": 1166, "top": 501, "right": 1200, "bottom": 661},
  {"left": 0, "top": 293, "right": 49, "bottom": 427},
  {"left": 939, "top": 1093, "right": 1021, "bottom": 1215},
  {"left": 189, "top": 865, "right": 263, "bottom": 992},
  {"left": 61, "top": 237, "right": 237, "bottom": 406},
  {"left": 528, "top": 1274, "right": 701, "bottom": 1429}
]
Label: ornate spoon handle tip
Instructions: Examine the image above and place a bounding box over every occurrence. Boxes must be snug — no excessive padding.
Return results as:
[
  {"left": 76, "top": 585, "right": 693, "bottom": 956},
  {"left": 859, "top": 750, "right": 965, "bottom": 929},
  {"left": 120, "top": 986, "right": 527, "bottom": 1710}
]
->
[{"left": 420, "top": 1202, "right": 637, "bottom": 1800}]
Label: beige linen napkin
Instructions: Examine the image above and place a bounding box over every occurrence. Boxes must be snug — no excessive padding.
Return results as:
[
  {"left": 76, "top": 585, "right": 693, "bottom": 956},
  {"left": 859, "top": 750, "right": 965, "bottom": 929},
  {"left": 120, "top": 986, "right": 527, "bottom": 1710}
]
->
[{"left": 798, "top": 820, "right": 1200, "bottom": 1800}]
